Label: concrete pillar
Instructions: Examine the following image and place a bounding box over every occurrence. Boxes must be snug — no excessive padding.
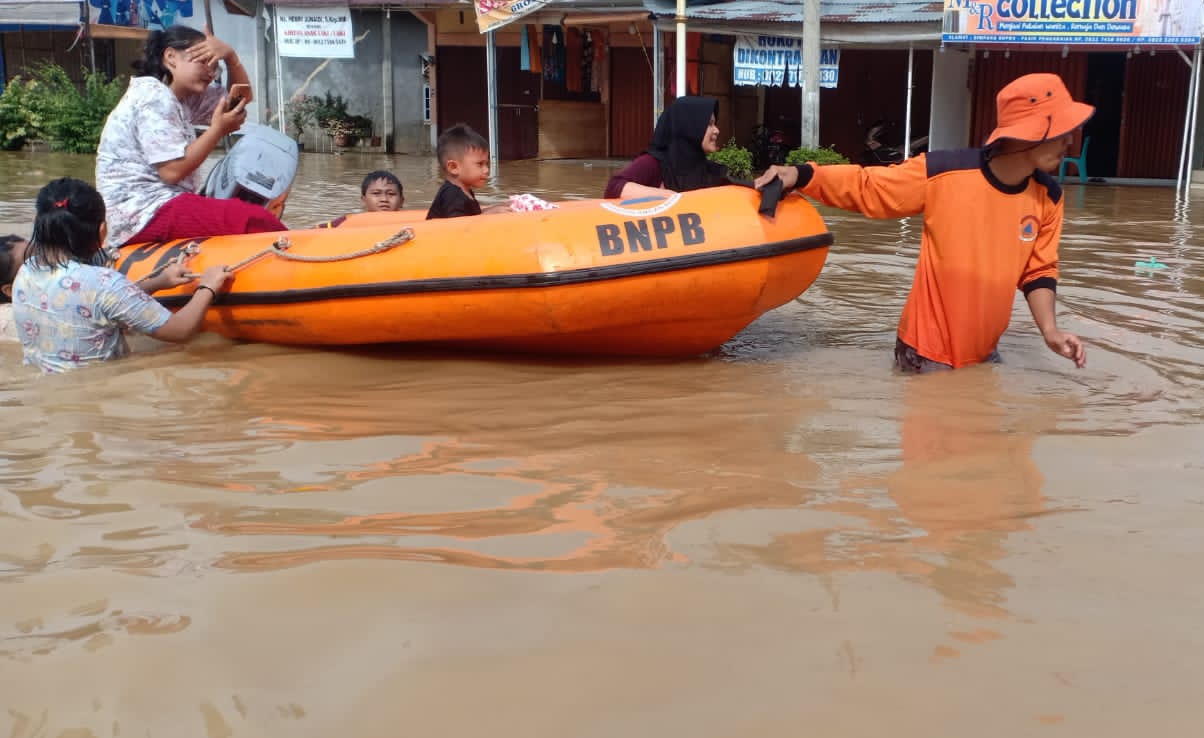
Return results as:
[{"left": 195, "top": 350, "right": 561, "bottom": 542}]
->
[{"left": 928, "top": 46, "right": 972, "bottom": 150}]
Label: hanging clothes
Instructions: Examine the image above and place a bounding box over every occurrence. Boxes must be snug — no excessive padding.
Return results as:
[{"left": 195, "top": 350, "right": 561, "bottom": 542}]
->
[
  {"left": 526, "top": 24, "right": 542, "bottom": 75},
  {"left": 589, "top": 30, "right": 605, "bottom": 93},
  {"left": 521, "top": 25, "right": 531, "bottom": 71},
  {"left": 542, "top": 26, "right": 565, "bottom": 84},
  {"left": 565, "top": 28, "right": 583, "bottom": 92},
  {"left": 580, "top": 29, "right": 593, "bottom": 93}
]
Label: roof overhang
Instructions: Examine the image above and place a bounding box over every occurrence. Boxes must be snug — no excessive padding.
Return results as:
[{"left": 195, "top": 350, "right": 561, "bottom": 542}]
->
[
  {"left": 0, "top": 1, "right": 81, "bottom": 28},
  {"left": 652, "top": 17, "right": 944, "bottom": 46}
]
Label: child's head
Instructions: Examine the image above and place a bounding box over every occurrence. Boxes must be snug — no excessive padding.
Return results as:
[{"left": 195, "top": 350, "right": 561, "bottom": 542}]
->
[
  {"left": 28, "top": 178, "right": 107, "bottom": 270},
  {"left": 133, "top": 25, "right": 211, "bottom": 94},
  {"left": 361, "top": 170, "right": 404, "bottom": 212},
  {"left": 0, "top": 234, "right": 29, "bottom": 302},
  {"left": 436, "top": 124, "right": 491, "bottom": 189}
]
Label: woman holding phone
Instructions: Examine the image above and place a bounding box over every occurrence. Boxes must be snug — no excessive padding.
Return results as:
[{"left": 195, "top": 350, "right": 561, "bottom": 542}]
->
[{"left": 95, "top": 25, "right": 286, "bottom": 254}]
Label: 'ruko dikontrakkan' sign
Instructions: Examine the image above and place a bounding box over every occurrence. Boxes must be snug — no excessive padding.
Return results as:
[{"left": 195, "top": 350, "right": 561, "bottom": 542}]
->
[{"left": 733, "top": 36, "right": 840, "bottom": 88}]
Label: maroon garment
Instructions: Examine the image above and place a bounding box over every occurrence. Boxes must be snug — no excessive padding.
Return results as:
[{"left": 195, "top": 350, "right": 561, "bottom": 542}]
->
[
  {"left": 565, "top": 28, "right": 583, "bottom": 93},
  {"left": 125, "top": 193, "right": 286, "bottom": 245},
  {"left": 603, "top": 154, "right": 663, "bottom": 199}
]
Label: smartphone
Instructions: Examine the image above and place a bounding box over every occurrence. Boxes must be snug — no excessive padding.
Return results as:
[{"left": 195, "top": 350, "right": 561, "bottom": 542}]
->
[{"left": 226, "top": 83, "right": 252, "bottom": 110}]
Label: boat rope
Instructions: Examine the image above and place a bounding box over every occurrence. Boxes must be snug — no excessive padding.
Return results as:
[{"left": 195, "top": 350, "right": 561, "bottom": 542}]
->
[{"left": 137, "top": 227, "right": 416, "bottom": 281}]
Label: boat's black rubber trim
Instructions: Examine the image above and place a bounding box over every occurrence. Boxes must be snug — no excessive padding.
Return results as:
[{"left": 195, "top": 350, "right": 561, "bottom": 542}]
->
[{"left": 156, "top": 232, "right": 833, "bottom": 308}]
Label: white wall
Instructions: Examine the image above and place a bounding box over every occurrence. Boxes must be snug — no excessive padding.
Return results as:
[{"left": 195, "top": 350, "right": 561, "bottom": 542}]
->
[
  {"left": 202, "top": 5, "right": 265, "bottom": 125},
  {"left": 928, "top": 47, "right": 972, "bottom": 150},
  {"left": 94, "top": 2, "right": 264, "bottom": 124}
]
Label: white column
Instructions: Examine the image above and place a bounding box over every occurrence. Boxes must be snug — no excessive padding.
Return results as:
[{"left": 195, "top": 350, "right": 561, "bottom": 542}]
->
[
  {"left": 675, "top": 0, "right": 686, "bottom": 97},
  {"left": 272, "top": 5, "right": 286, "bottom": 135},
  {"left": 1177, "top": 47, "right": 1195, "bottom": 192},
  {"left": 928, "top": 45, "right": 971, "bottom": 149},
  {"left": 904, "top": 44, "right": 914, "bottom": 158},
  {"left": 653, "top": 25, "right": 665, "bottom": 122},
  {"left": 1179, "top": 43, "right": 1199, "bottom": 196},
  {"left": 382, "top": 7, "right": 394, "bottom": 152},
  {"left": 486, "top": 30, "right": 499, "bottom": 173}
]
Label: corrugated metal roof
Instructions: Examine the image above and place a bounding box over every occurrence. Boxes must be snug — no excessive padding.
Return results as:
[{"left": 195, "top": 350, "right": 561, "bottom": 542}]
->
[
  {"left": 0, "top": 0, "right": 81, "bottom": 27},
  {"left": 263, "top": 0, "right": 652, "bottom": 9},
  {"left": 641, "top": 0, "right": 942, "bottom": 25},
  {"left": 263, "top": 1, "right": 461, "bottom": 6}
]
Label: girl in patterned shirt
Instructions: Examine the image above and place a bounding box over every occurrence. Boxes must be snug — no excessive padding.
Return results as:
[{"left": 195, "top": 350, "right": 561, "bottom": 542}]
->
[
  {"left": 96, "top": 25, "right": 286, "bottom": 253},
  {"left": 0, "top": 234, "right": 29, "bottom": 342},
  {"left": 11, "top": 178, "right": 232, "bottom": 373}
]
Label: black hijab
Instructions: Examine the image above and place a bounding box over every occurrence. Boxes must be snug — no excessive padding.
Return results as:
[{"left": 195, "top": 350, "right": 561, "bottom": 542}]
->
[{"left": 647, "top": 96, "right": 728, "bottom": 192}]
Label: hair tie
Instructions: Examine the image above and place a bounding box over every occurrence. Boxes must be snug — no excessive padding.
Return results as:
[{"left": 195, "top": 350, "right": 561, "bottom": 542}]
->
[{"left": 54, "top": 198, "right": 69, "bottom": 208}]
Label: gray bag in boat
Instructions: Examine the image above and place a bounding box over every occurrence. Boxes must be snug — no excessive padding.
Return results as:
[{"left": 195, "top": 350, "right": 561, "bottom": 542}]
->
[{"left": 203, "top": 123, "right": 299, "bottom": 211}]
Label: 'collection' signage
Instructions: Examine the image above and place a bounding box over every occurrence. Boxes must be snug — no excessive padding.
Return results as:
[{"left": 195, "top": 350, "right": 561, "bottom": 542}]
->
[{"left": 942, "top": 0, "right": 1202, "bottom": 44}]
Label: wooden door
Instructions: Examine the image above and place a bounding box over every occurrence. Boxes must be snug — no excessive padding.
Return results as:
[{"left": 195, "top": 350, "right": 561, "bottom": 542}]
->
[
  {"left": 497, "top": 46, "right": 540, "bottom": 160},
  {"left": 435, "top": 45, "right": 539, "bottom": 161},
  {"left": 609, "top": 46, "right": 655, "bottom": 158},
  {"left": 1118, "top": 52, "right": 1190, "bottom": 179}
]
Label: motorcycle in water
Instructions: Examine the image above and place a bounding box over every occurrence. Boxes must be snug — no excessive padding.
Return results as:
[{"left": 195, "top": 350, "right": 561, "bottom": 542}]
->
[
  {"left": 860, "top": 119, "right": 929, "bottom": 166},
  {"left": 752, "top": 124, "right": 789, "bottom": 169}
]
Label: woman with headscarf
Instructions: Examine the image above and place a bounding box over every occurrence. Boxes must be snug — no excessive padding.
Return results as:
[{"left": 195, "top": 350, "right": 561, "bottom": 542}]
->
[{"left": 604, "top": 96, "right": 727, "bottom": 199}]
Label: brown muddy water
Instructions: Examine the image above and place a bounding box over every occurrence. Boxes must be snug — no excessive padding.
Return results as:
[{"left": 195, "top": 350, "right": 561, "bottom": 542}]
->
[{"left": 1, "top": 151, "right": 1203, "bottom": 737}]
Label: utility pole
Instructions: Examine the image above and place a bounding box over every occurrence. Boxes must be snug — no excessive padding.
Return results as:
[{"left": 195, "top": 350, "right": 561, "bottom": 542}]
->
[{"left": 800, "top": 0, "right": 820, "bottom": 148}]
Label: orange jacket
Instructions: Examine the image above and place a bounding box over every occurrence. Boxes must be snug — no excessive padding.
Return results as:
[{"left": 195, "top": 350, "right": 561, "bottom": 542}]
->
[{"left": 802, "top": 149, "right": 1062, "bottom": 367}]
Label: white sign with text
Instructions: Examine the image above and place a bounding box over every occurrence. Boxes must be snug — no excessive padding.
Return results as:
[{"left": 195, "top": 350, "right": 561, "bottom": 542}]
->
[
  {"left": 733, "top": 36, "right": 839, "bottom": 88},
  {"left": 276, "top": 5, "right": 354, "bottom": 59}
]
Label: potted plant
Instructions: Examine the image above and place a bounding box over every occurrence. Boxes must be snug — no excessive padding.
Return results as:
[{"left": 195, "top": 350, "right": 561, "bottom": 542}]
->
[
  {"left": 284, "top": 94, "right": 319, "bottom": 146},
  {"left": 326, "top": 117, "right": 358, "bottom": 148},
  {"left": 313, "top": 91, "right": 355, "bottom": 145}
]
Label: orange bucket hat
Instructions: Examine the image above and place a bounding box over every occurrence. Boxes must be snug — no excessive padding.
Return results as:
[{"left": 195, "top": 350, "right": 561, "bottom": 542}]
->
[{"left": 986, "top": 73, "right": 1095, "bottom": 145}]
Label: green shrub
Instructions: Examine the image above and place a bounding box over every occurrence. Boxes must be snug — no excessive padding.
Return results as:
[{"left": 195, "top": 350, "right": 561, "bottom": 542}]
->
[
  {"left": 0, "top": 64, "right": 125, "bottom": 154},
  {"left": 31, "top": 64, "right": 125, "bottom": 153},
  {"left": 785, "top": 145, "right": 849, "bottom": 166},
  {"left": 0, "top": 76, "right": 37, "bottom": 150},
  {"left": 707, "top": 137, "right": 753, "bottom": 179}
]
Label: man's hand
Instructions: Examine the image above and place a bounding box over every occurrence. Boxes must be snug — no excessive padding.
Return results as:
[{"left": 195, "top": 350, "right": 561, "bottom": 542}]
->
[
  {"left": 1043, "top": 329, "right": 1086, "bottom": 368},
  {"left": 753, "top": 165, "right": 798, "bottom": 191}
]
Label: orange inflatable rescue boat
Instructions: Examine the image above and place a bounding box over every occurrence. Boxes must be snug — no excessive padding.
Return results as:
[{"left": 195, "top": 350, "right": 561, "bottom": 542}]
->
[{"left": 114, "top": 185, "right": 832, "bottom": 357}]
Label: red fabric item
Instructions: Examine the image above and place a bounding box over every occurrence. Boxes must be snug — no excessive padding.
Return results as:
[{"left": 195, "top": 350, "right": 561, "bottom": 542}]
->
[
  {"left": 526, "top": 24, "right": 542, "bottom": 75},
  {"left": 125, "top": 193, "right": 286, "bottom": 245},
  {"left": 565, "top": 28, "right": 583, "bottom": 92}
]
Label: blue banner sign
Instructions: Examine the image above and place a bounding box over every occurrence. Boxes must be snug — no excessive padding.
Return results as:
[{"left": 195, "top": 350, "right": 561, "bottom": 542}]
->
[{"left": 733, "top": 36, "right": 840, "bottom": 89}]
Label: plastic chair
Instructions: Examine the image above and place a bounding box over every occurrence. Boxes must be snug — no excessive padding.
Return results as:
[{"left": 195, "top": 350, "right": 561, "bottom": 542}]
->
[{"left": 1059, "top": 136, "right": 1090, "bottom": 183}]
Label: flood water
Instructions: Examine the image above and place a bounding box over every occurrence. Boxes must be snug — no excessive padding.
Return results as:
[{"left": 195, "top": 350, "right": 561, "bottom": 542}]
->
[{"left": 1, "top": 150, "right": 1202, "bottom": 736}]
